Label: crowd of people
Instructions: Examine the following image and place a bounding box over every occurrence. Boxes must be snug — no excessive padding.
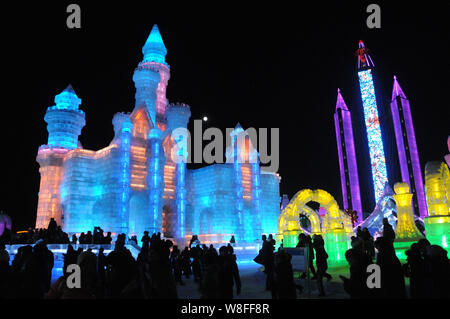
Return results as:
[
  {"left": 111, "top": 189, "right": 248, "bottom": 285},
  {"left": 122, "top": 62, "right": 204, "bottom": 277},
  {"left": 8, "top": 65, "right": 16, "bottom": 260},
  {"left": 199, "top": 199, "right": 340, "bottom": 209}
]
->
[
  {"left": 253, "top": 218, "right": 449, "bottom": 299},
  {"left": 340, "top": 218, "right": 449, "bottom": 299},
  {"left": 0, "top": 218, "right": 113, "bottom": 246},
  {"left": 0, "top": 219, "right": 242, "bottom": 299},
  {"left": 0, "top": 217, "right": 449, "bottom": 299}
]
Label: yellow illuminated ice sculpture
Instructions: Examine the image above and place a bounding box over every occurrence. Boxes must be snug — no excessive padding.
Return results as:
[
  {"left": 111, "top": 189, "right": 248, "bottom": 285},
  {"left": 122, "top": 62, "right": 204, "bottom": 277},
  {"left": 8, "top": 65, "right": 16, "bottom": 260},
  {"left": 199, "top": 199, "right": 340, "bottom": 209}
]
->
[
  {"left": 277, "top": 189, "right": 353, "bottom": 265},
  {"left": 424, "top": 161, "right": 450, "bottom": 252},
  {"left": 392, "top": 182, "right": 424, "bottom": 260}
]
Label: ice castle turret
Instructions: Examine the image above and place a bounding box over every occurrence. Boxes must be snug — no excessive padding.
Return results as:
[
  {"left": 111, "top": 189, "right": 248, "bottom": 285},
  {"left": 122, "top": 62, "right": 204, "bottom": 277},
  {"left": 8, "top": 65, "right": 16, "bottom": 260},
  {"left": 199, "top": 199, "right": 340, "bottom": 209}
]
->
[
  {"left": 36, "top": 85, "right": 86, "bottom": 228},
  {"left": 133, "top": 34, "right": 162, "bottom": 127},
  {"left": 139, "top": 24, "right": 170, "bottom": 125},
  {"left": 142, "top": 24, "right": 167, "bottom": 65},
  {"left": 45, "top": 85, "right": 85, "bottom": 150}
]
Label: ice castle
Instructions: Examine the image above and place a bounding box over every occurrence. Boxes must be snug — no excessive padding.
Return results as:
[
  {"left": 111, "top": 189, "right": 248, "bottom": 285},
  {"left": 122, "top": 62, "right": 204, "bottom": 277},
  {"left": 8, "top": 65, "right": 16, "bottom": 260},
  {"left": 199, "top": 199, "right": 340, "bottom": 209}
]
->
[{"left": 35, "top": 25, "right": 281, "bottom": 244}]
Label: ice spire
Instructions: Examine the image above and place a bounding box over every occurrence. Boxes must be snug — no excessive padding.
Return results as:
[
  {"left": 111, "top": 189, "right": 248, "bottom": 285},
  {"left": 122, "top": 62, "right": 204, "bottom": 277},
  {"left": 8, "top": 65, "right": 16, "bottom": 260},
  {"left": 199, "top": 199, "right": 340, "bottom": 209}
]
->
[
  {"left": 356, "top": 40, "right": 375, "bottom": 70},
  {"left": 54, "top": 84, "right": 81, "bottom": 111},
  {"left": 336, "top": 88, "right": 349, "bottom": 111},
  {"left": 64, "top": 84, "right": 75, "bottom": 93},
  {"left": 390, "top": 75, "right": 428, "bottom": 218},
  {"left": 334, "top": 88, "right": 363, "bottom": 220},
  {"left": 392, "top": 75, "right": 407, "bottom": 100},
  {"left": 142, "top": 24, "right": 167, "bottom": 64}
]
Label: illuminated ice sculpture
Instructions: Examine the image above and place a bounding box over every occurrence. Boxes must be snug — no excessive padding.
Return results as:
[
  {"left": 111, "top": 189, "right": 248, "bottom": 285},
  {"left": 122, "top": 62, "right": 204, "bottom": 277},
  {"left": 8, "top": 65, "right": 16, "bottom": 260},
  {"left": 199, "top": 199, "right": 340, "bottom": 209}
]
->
[
  {"left": 277, "top": 189, "right": 353, "bottom": 265},
  {"left": 35, "top": 25, "right": 281, "bottom": 245},
  {"left": 392, "top": 182, "right": 424, "bottom": 260},
  {"left": 424, "top": 161, "right": 450, "bottom": 252},
  {"left": 356, "top": 41, "right": 389, "bottom": 204},
  {"left": 358, "top": 183, "right": 397, "bottom": 236},
  {"left": 390, "top": 76, "right": 428, "bottom": 218},
  {"left": 334, "top": 88, "right": 363, "bottom": 222}
]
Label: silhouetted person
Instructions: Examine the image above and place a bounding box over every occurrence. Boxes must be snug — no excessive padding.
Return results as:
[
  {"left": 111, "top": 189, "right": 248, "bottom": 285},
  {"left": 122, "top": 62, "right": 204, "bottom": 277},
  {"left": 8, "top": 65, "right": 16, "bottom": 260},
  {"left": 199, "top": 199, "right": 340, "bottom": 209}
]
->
[
  {"left": 382, "top": 218, "right": 395, "bottom": 244},
  {"left": 404, "top": 243, "right": 426, "bottom": 299},
  {"left": 191, "top": 246, "right": 203, "bottom": 283},
  {"left": 300, "top": 235, "right": 317, "bottom": 280},
  {"left": 170, "top": 245, "right": 184, "bottom": 285},
  {"left": 340, "top": 248, "right": 371, "bottom": 298},
  {"left": 362, "top": 228, "right": 375, "bottom": 261},
  {"left": 141, "top": 231, "right": 150, "bottom": 251},
  {"left": 85, "top": 231, "right": 93, "bottom": 245},
  {"left": 105, "top": 232, "right": 112, "bottom": 244},
  {"left": 375, "top": 236, "right": 406, "bottom": 298},
  {"left": 181, "top": 247, "right": 192, "bottom": 279},
  {"left": 268, "top": 234, "right": 276, "bottom": 247},
  {"left": 313, "top": 235, "right": 329, "bottom": 297},
  {"left": 260, "top": 235, "right": 276, "bottom": 298},
  {"left": 20, "top": 240, "right": 53, "bottom": 299},
  {"left": 97, "top": 247, "right": 107, "bottom": 288},
  {"left": 217, "top": 246, "right": 241, "bottom": 299},
  {"left": 62, "top": 244, "right": 77, "bottom": 276},
  {"left": 356, "top": 226, "right": 363, "bottom": 238},
  {"left": 428, "top": 245, "right": 450, "bottom": 298},
  {"left": 274, "top": 249, "right": 298, "bottom": 299},
  {"left": 48, "top": 218, "right": 57, "bottom": 233},
  {"left": 230, "top": 235, "right": 235, "bottom": 244},
  {"left": 79, "top": 232, "right": 86, "bottom": 245}
]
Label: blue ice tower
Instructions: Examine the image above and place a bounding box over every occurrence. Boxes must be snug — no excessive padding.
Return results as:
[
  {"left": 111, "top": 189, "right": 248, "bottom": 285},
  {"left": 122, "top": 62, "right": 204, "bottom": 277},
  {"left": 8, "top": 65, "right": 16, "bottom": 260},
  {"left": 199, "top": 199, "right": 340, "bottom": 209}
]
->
[
  {"left": 166, "top": 103, "right": 192, "bottom": 241},
  {"left": 142, "top": 24, "right": 167, "bottom": 65},
  {"left": 133, "top": 24, "right": 167, "bottom": 125},
  {"left": 45, "top": 85, "right": 85, "bottom": 150}
]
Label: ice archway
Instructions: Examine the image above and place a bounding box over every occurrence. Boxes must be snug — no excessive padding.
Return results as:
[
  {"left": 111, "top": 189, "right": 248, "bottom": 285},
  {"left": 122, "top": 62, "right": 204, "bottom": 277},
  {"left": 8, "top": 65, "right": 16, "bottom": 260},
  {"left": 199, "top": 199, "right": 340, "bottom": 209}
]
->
[{"left": 277, "top": 189, "right": 353, "bottom": 265}]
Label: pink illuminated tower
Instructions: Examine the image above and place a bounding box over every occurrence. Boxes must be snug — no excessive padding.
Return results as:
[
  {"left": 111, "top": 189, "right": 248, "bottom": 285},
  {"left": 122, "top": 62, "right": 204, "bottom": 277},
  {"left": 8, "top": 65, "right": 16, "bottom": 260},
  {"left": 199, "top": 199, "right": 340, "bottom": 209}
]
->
[
  {"left": 334, "top": 88, "right": 363, "bottom": 222},
  {"left": 390, "top": 76, "right": 428, "bottom": 218}
]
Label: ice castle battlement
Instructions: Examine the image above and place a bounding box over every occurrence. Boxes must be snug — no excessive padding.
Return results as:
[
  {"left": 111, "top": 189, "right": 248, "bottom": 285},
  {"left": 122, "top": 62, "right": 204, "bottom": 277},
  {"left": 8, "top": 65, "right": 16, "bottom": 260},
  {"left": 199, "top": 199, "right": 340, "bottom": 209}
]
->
[{"left": 35, "top": 25, "right": 281, "bottom": 245}]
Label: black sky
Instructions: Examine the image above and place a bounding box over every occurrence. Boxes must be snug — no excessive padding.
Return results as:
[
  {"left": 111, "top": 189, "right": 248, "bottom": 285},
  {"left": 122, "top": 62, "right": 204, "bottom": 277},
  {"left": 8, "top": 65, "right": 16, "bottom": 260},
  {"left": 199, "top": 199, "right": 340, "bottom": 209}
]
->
[{"left": 1, "top": 1, "right": 449, "bottom": 230}]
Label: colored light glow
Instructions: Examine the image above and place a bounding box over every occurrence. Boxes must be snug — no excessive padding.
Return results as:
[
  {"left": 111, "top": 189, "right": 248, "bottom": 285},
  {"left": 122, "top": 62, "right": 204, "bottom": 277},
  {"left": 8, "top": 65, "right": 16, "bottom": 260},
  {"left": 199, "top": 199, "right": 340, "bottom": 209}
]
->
[
  {"left": 358, "top": 69, "right": 388, "bottom": 203},
  {"left": 393, "top": 182, "right": 424, "bottom": 240},
  {"left": 45, "top": 86, "right": 85, "bottom": 150},
  {"left": 142, "top": 25, "right": 167, "bottom": 64},
  {"left": 278, "top": 189, "right": 353, "bottom": 266},
  {"left": 390, "top": 76, "right": 428, "bottom": 218},
  {"left": 424, "top": 162, "right": 450, "bottom": 216},
  {"left": 334, "top": 89, "right": 363, "bottom": 222},
  {"left": 36, "top": 26, "right": 281, "bottom": 243},
  {"left": 423, "top": 162, "right": 450, "bottom": 253}
]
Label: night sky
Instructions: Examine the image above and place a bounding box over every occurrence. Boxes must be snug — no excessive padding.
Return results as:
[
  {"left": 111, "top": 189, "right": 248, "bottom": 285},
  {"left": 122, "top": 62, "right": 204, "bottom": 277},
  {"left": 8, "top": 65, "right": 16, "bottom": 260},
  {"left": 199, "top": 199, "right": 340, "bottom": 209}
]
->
[{"left": 2, "top": 2, "right": 449, "bottom": 230}]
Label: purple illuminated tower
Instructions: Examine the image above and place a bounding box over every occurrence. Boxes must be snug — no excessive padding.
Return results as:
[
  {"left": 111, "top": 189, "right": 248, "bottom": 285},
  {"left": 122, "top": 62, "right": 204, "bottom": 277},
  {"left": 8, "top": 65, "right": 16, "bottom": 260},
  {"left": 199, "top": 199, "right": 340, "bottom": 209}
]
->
[
  {"left": 390, "top": 76, "right": 428, "bottom": 218},
  {"left": 334, "top": 88, "right": 363, "bottom": 222}
]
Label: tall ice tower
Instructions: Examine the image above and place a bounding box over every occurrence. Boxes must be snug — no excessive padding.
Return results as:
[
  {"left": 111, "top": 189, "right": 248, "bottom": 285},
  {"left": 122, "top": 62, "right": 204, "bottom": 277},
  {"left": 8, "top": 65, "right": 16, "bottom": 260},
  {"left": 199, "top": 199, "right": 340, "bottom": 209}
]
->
[
  {"left": 134, "top": 24, "right": 170, "bottom": 129},
  {"left": 390, "top": 76, "right": 428, "bottom": 218},
  {"left": 334, "top": 88, "right": 363, "bottom": 222},
  {"left": 36, "top": 85, "right": 85, "bottom": 228},
  {"left": 356, "top": 40, "right": 389, "bottom": 204}
]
